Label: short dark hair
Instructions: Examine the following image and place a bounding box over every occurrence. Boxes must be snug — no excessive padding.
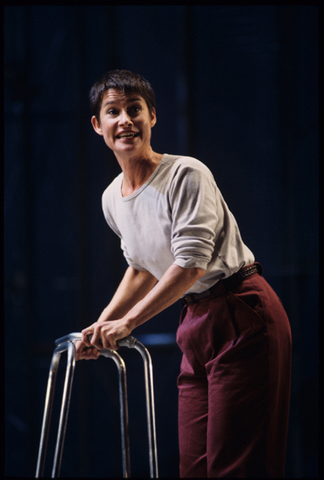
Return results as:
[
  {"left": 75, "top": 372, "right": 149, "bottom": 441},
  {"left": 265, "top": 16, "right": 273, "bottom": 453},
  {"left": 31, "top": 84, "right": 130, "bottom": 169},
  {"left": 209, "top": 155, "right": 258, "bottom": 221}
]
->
[{"left": 89, "top": 69, "right": 156, "bottom": 122}]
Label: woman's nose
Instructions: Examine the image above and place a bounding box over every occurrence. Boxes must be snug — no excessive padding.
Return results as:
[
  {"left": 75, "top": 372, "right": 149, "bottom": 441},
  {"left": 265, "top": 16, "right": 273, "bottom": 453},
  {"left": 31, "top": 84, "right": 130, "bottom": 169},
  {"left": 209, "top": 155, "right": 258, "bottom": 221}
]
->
[{"left": 119, "top": 109, "right": 132, "bottom": 125}]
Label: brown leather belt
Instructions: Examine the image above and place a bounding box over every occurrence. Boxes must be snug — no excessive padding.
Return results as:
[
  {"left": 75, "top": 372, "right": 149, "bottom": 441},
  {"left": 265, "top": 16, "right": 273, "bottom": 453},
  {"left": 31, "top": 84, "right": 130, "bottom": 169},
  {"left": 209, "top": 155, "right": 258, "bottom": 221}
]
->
[{"left": 182, "top": 263, "right": 262, "bottom": 305}]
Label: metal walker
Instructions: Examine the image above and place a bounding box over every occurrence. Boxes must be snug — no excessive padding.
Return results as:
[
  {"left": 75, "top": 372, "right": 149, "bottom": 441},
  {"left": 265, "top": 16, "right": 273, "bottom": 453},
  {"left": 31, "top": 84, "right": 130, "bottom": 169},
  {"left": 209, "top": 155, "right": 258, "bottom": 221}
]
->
[{"left": 35, "top": 333, "right": 158, "bottom": 478}]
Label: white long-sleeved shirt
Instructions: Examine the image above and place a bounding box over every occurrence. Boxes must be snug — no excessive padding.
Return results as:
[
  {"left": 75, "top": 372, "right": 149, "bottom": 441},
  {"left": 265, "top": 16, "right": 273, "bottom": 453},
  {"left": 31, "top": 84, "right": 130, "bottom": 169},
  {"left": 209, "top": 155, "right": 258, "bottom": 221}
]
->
[{"left": 102, "top": 154, "right": 254, "bottom": 294}]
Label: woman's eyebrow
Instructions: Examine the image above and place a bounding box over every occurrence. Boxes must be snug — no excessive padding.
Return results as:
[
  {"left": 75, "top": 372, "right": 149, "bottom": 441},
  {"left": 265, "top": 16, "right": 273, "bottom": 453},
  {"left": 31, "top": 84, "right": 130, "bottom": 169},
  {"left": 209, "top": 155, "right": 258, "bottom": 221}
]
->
[{"left": 103, "top": 97, "right": 142, "bottom": 108}]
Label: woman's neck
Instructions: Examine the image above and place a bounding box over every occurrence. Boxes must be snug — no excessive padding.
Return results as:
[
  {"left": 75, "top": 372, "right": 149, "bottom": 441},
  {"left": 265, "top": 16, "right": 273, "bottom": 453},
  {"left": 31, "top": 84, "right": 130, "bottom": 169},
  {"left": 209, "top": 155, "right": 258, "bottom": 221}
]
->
[{"left": 116, "top": 150, "right": 163, "bottom": 197}]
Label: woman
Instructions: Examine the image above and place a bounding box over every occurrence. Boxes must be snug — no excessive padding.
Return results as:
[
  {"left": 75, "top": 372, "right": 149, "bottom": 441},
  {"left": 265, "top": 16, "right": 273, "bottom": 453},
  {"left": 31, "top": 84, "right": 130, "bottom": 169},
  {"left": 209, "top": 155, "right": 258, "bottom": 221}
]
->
[{"left": 76, "top": 69, "right": 292, "bottom": 477}]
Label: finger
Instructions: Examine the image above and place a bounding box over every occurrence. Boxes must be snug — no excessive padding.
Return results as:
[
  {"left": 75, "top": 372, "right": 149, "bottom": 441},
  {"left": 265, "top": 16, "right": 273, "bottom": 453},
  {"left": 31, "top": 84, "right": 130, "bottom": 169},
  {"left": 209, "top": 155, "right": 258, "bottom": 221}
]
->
[
  {"left": 100, "top": 330, "right": 109, "bottom": 349},
  {"left": 109, "top": 336, "right": 119, "bottom": 351},
  {"left": 75, "top": 340, "right": 85, "bottom": 361},
  {"left": 85, "top": 347, "right": 100, "bottom": 360},
  {"left": 75, "top": 339, "right": 100, "bottom": 361},
  {"left": 90, "top": 329, "right": 104, "bottom": 350},
  {"left": 78, "top": 346, "right": 100, "bottom": 361},
  {"left": 81, "top": 329, "right": 92, "bottom": 346},
  {"left": 101, "top": 331, "right": 119, "bottom": 351},
  {"left": 87, "top": 333, "right": 103, "bottom": 346}
]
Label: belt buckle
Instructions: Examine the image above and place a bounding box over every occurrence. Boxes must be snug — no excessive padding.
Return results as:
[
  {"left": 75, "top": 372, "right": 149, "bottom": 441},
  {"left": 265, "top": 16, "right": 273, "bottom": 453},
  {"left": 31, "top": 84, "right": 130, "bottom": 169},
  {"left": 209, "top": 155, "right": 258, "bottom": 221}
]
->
[
  {"left": 183, "top": 294, "right": 194, "bottom": 305},
  {"left": 183, "top": 289, "right": 211, "bottom": 305}
]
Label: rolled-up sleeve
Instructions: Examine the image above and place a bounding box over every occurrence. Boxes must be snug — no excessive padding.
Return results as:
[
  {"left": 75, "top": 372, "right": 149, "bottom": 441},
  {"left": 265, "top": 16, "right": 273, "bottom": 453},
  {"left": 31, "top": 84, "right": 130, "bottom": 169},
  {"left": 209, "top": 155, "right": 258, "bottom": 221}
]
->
[{"left": 169, "top": 163, "right": 218, "bottom": 270}]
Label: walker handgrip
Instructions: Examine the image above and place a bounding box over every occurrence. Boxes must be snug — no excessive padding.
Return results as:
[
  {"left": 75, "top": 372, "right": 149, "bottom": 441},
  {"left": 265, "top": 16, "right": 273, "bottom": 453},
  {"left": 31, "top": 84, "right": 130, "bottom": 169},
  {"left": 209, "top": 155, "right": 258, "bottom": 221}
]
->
[
  {"left": 117, "top": 336, "right": 137, "bottom": 348},
  {"left": 55, "top": 332, "right": 82, "bottom": 346},
  {"left": 86, "top": 334, "right": 137, "bottom": 349}
]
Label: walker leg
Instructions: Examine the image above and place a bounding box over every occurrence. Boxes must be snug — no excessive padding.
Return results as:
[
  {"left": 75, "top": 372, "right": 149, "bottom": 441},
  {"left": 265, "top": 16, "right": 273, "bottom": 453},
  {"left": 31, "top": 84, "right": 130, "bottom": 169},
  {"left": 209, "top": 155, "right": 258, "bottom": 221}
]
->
[
  {"left": 35, "top": 341, "right": 76, "bottom": 478},
  {"left": 117, "top": 337, "right": 159, "bottom": 478},
  {"left": 137, "top": 343, "right": 158, "bottom": 479},
  {"left": 35, "top": 349, "right": 61, "bottom": 477},
  {"left": 101, "top": 349, "right": 130, "bottom": 478},
  {"left": 51, "top": 341, "right": 76, "bottom": 477}
]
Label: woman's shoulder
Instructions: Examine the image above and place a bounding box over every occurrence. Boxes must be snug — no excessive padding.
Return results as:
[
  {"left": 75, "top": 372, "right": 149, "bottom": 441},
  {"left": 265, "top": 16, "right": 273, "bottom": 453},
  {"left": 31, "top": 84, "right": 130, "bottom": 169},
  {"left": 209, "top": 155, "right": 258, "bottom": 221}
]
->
[
  {"left": 161, "top": 153, "right": 213, "bottom": 177},
  {"left": 102, "top": 172, "right": 123, "bottom": 202}
]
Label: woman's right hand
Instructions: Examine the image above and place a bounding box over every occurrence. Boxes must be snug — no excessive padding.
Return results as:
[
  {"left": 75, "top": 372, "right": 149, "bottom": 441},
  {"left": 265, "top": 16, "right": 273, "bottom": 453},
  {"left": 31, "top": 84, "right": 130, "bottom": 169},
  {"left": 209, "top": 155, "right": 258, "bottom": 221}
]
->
[{"left": 75, "top": 340, "right": 101, "bottom": 361}]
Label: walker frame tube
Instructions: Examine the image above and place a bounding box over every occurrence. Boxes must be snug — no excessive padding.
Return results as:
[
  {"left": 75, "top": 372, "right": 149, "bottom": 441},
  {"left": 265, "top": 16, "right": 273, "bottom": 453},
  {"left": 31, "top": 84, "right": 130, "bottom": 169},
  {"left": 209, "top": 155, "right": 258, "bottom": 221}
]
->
[
  {"left": 100, "top": 348, "right": 130, "bottom": 477},
  {"left": 35, "top": 347, "right": 61, "bottom": 477},
  {"left": 35, "top": 340, "right": 76, "bottom": 478},
  {"left": 118, "top": 337, "right": 159, "bottom": 478},
  {"left": 51, "top": 341, "right": 76, "bottom": 477}
]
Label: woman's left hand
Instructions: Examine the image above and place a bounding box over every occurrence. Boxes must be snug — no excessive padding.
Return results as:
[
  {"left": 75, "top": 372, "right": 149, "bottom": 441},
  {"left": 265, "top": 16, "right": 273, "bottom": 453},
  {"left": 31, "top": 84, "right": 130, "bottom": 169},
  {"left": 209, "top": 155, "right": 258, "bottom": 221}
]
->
[{"left": 81, "top": 319, "right": 132, "bottom": 351}]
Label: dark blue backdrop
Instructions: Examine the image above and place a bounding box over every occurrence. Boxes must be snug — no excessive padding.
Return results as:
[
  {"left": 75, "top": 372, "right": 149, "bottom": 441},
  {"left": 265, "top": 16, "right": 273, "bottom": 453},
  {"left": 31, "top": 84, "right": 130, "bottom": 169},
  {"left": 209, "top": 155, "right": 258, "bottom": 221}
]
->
[{"left": 4, "top": 5, "right": 318, "bottom": 478}]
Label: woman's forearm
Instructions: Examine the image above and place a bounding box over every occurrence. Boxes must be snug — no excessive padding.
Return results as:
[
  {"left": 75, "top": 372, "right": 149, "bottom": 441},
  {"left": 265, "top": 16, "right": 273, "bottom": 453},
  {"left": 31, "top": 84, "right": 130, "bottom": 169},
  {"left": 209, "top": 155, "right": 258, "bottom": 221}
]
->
[
  {"left": 97, "top": 266, "right": 158, "bottom": 322},
  {"left": 122, "top": 264, "right": 205, "bottom": 330}
]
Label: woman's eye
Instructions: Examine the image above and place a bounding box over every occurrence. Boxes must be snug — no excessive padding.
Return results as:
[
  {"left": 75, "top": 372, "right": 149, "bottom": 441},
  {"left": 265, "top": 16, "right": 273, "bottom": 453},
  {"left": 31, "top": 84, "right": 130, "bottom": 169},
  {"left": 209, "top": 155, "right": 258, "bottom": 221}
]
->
[
  {"left": 129, "top": 105, "right": 141, "bottom": 114},
  {"left": 106, "top": 105, "right": 140, "bottom": 116}
]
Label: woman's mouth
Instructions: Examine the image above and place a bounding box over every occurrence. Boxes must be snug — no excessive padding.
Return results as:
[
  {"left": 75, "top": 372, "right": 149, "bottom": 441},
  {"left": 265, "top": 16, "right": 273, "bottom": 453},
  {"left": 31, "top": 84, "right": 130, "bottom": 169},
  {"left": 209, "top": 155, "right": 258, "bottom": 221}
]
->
[{"left": 116, "top": 132, "right": 139, "bottom": 139}]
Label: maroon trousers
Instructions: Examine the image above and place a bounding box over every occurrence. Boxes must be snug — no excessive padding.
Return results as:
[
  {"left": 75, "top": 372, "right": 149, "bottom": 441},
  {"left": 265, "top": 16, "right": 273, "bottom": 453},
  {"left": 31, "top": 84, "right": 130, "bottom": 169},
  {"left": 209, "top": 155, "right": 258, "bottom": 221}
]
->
[{"left": 176, "top": 269, "right": 292, "bottom": 478}]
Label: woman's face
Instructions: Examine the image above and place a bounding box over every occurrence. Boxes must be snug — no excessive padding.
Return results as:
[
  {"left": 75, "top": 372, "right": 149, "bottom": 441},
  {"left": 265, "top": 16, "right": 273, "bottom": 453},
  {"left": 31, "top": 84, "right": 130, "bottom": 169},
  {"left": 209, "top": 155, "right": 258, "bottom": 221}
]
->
[{"left": 91, "top": 88, "right": 156, "bottom": 159}]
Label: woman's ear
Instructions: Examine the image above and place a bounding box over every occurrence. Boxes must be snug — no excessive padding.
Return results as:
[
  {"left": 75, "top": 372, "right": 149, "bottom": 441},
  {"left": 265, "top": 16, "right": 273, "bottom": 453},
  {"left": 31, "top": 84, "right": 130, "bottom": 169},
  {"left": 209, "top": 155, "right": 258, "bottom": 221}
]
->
[
  {"left": 150, "top": 108, "right": 157, "bottom": 128},
  {"left": 91, "top": 115, "right": 103, "bottom": 135}
]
